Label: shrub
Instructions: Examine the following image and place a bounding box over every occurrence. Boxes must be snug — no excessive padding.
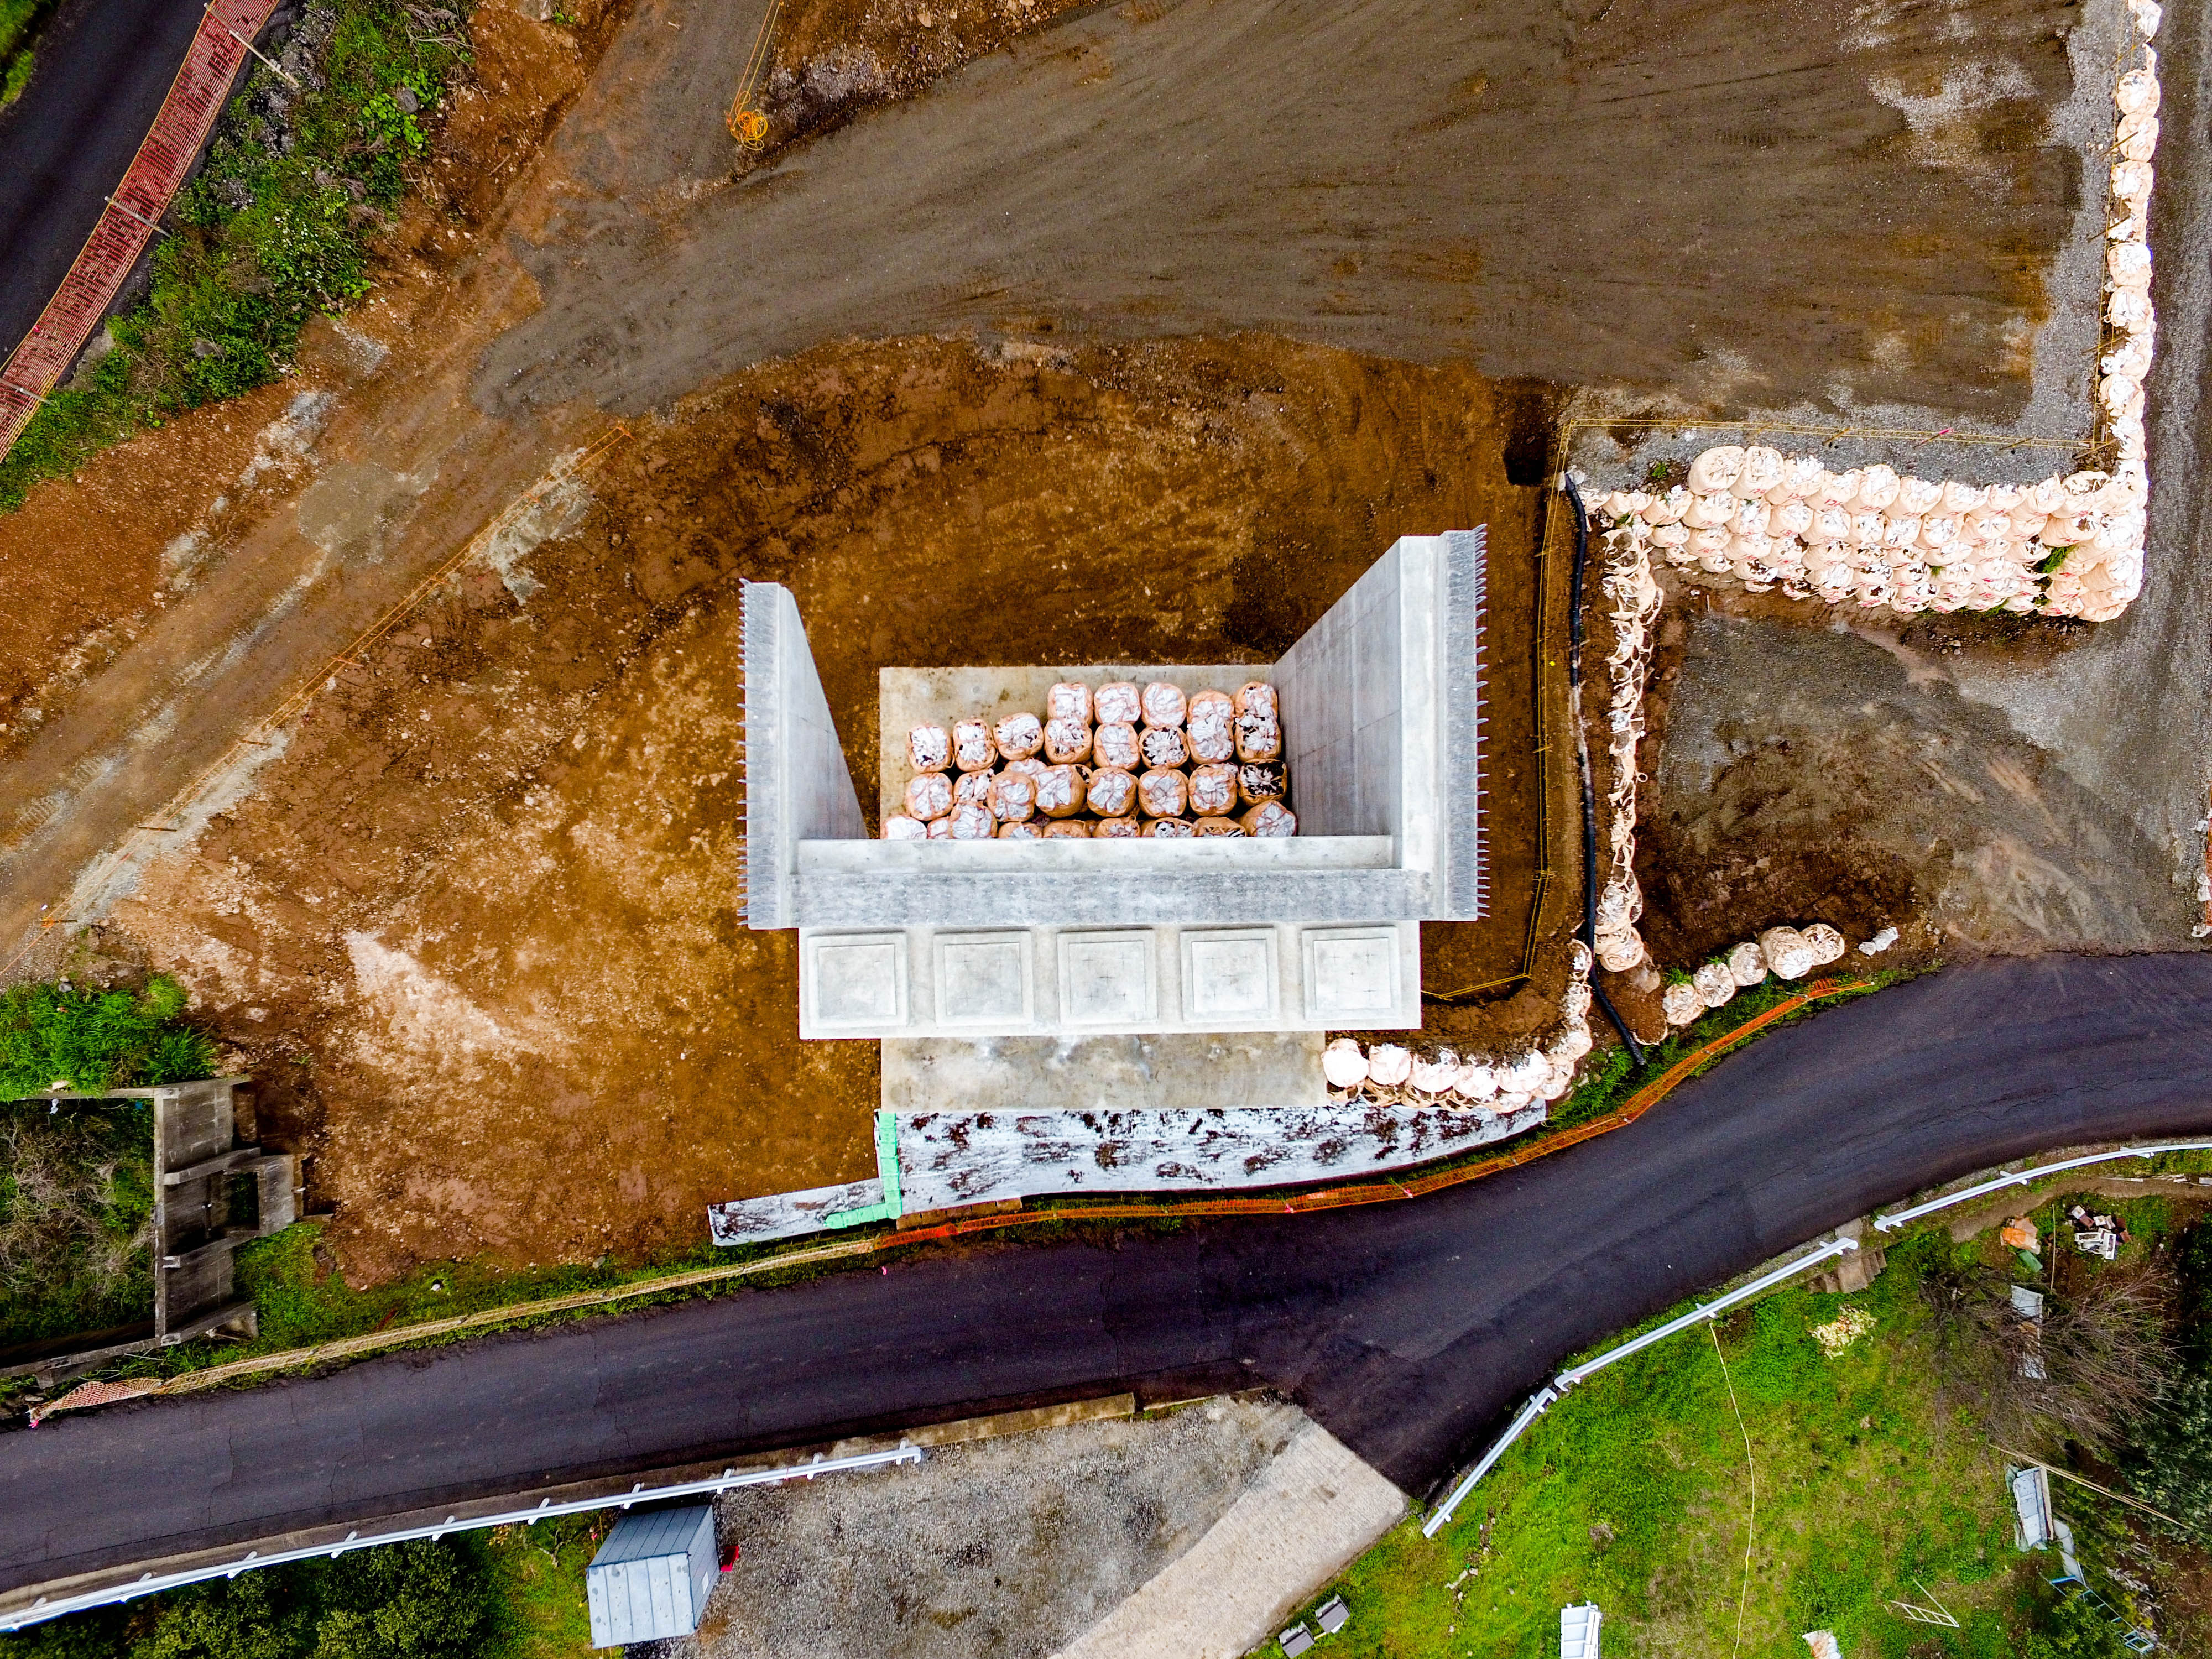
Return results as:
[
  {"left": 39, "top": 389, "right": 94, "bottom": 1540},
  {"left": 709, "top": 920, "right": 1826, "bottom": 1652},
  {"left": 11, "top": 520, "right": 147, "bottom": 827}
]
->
[{"left": 0, "top": 976, "right": 216, "bottom": 1099}]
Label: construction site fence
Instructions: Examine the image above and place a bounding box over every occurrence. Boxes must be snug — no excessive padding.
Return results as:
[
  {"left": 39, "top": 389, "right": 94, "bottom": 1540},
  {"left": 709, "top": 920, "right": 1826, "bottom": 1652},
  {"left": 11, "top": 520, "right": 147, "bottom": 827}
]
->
[{"left": 0, "top": 0, "right": 283, "bottom": 459}]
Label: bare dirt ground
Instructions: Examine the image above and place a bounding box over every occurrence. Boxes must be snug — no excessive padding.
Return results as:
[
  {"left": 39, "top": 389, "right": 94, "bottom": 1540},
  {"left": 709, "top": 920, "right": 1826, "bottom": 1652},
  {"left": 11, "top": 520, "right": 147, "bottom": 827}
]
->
[
  {"left": 0, "top": 0, "right": 2177, "bottom": 1287},
  {"left": 91, "top": 335, "right": 1545, "bottom": 1282}
]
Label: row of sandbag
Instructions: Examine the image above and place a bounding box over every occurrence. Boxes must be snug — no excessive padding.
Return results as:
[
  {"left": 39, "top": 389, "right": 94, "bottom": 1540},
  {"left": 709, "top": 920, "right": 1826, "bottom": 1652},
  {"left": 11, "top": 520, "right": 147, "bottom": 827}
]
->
[
  {"left": 1321, "top": 945, "right": 1599, "bottom": 1112},
  {"left": 1655, "top": 924, "right": 1850, "bottom": 1026},
  {"left": 885, "top": 679, "right": 1295, "bottom": 839},
  {"left": 1594, "top": 450, "right": 2147, "bottom": 621}
]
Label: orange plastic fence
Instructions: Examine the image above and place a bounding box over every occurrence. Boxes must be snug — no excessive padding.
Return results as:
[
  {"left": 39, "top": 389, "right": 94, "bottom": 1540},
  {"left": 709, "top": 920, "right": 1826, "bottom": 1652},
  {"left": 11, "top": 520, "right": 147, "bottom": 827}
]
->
[
  {"left": 878, "top": 977, "right": 1877, "bottom": 1249},
  {"left": 0, "top": 0, "right": 281, "bottom": 456}
]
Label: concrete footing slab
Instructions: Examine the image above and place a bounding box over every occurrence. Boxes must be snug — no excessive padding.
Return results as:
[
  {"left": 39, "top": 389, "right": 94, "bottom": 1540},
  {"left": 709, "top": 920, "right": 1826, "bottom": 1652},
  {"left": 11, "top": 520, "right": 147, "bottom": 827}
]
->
[{"left": 882, "top": 1032, "right": 1327, "bottom": 1113}]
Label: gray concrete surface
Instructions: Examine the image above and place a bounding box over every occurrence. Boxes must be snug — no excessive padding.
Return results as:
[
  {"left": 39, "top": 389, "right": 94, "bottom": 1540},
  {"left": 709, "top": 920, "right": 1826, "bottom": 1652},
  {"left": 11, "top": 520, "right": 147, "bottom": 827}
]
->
[
  {"left": 669, "top": 1396, "right": 1327, "bottom": 1659},
  {"left": 477, "top": 0, "right": 2088, "bottom": 430},
  {"left": 881, "top": 1032, "right": 1326, "bottom": 1113}
]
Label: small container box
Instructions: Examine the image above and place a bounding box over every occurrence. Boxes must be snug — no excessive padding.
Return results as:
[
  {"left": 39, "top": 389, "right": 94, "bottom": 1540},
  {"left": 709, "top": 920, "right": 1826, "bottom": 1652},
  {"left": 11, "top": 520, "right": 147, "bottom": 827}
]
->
[{"left": 585, "top": 1504, "right": 719, "bottom": 1648}]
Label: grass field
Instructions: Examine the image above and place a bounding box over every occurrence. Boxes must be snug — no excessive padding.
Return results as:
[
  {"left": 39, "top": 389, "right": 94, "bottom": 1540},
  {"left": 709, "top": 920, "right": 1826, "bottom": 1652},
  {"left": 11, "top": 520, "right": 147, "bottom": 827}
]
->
[{"left": 1271, "top": 1193, "right": 2212, "bottom": 1659}]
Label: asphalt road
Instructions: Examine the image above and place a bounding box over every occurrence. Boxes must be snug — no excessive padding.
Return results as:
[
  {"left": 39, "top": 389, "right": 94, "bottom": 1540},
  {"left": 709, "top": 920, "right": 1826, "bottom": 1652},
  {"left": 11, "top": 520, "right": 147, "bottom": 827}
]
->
[
  {"left": 0, "top": 0, "right": 215, "bottom": 357},
  {"left": 4, "top": 952, "right": 2211, "bottom": 1595}
]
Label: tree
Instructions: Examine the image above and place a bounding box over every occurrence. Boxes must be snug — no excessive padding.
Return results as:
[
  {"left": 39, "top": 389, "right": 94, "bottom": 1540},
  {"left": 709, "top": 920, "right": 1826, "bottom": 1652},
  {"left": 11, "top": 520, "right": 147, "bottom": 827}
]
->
[{"left": 306, "top": 1541, "right": 487, "bottom": 1659}]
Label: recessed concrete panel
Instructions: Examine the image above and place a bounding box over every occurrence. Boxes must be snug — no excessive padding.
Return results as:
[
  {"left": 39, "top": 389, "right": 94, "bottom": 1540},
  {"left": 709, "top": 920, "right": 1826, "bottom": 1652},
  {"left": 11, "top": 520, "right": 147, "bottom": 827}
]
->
[
  {"left": 935, "top": 932, "right": 1035, "bottom": 1029},
  {"left": 804, "top": 932, "right": 908, "bottom": 1035},
  {"left": 1182, "top": 930, "right": 1280, "bottom": 1026},
  {"left": 1302, "top": 927, "right": 1401, "bottom": 1024},
  {"left": 1058, "top": 931, "right": 1158, "bottom": 1029},
  {"left": 881, "top": 1032, "right": 1327, "bottom": 1114}
]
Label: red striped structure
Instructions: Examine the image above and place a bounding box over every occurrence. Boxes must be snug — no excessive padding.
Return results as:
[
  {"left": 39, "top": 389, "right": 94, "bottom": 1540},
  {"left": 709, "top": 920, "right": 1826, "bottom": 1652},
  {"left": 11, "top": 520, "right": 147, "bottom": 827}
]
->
[{"left": 0, "top": 0, "right": 281, "bottom": 456}]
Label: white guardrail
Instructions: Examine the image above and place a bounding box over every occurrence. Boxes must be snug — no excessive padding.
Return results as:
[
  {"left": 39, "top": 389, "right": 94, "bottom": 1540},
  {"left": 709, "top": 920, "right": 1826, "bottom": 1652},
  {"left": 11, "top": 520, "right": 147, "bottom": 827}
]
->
[
  {"left": 1871, "top": 1142, "right": 2212, "bottom": 1232},
  {"left": 1424, "top": 1139, "right": 2212, "bottom": 1536},
  {"left": 1423, "top": 1237, "right": 1858, "bottom": 1536},
  {"left": 0, "top": 1444, "right": 925, "bottom": 1631}
]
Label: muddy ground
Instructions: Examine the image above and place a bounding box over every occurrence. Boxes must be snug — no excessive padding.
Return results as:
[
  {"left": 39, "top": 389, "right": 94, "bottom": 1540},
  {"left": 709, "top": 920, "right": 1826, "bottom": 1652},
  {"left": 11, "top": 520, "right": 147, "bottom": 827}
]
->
[
  {"left": 97, "top": 336, "right": 1552, "bottom": 1283},
  {"left": 0, "top": 0, "right": 2193, "bottom": 1293}
]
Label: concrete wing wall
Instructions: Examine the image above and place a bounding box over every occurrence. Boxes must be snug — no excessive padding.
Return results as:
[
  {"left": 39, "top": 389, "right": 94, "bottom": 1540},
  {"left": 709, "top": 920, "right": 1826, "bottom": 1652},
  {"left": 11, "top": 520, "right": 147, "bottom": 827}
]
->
[
  {"left": 742, "top": 581, "right": 867, "bottom": 930},
  {"left": 1272, "top": 530, "right": 1486, "bottom": 920}
]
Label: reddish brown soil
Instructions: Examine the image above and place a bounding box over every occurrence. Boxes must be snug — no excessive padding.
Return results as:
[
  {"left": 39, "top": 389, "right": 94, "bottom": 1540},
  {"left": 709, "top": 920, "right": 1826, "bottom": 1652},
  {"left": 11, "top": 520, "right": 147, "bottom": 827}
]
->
[{"left": 108, "top": 334, "right": 1556, "bottom": 1285}]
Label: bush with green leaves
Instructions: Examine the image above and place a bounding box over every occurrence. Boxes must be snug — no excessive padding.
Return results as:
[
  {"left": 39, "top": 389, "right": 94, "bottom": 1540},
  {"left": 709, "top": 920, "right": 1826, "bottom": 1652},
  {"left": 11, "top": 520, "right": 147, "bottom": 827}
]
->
[
  {"left": 0, "top": 1, "right": 470, "bottom": 509},
  {"left": 1, "top": 1540, "right": 493, "bottom": 1659},
  {"left": 2125, "top": 1222, "right": 2212, "bottom": 1538},
  {"left": 0, "top": 976, "right": 215, "bottom": 1099}
]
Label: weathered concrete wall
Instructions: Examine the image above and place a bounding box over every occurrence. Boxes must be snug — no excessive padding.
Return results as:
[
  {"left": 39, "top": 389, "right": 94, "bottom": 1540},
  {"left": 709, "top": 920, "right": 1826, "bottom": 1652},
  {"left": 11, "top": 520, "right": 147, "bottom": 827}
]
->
[{"left": 741, "top": 580, "right": 867, "bottom": 930}]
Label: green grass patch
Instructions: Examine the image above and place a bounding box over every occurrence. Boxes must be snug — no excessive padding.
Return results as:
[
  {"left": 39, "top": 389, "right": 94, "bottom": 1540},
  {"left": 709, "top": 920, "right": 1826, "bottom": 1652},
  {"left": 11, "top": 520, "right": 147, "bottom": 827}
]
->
[
  {"left": 0, "top": 975, "right": 216, "bottom": 1099},
  {"left": 1279, "top": 1219, "right": 2187, "bottom": 1658},
  {"left": 0, "top": 0, "right": 58, "bottom": 106},
  {"left": 0, "top": 1098, "right": 155, "bottom": 1352},
  {"left": 0, "top": 0, "right": 469, "bottom": 510}
]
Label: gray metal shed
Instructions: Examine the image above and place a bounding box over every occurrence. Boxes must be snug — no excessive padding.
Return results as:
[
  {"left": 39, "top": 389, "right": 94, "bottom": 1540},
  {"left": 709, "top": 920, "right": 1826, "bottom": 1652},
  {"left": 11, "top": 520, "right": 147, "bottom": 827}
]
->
[{"left": 585, "top": 1504, "right": 719, "bottom": 1648}]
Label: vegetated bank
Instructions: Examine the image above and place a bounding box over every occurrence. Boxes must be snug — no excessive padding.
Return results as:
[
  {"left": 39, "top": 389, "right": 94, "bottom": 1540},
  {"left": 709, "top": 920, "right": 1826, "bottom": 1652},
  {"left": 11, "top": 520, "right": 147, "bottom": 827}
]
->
[
  {"left": 0, "top": 977, "right": 216, "bottom": 1363},
  {"left": 0, "top": 0, "right": 58, "bottom": 104},
  {"left": 0, "top": 0, "right": 469, "bottom": 511},
  {"left": 1280, "top": 1167, "right": 2212, "bottom": 1658}
]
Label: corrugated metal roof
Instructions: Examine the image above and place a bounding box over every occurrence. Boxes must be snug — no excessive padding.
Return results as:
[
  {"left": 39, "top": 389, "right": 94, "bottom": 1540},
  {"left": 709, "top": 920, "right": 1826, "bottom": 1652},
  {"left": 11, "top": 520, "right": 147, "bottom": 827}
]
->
[
  {"left": 586, "top": 1505, "right": 716, "bottom": 1646},
  {"left": 593, "top": 1504, "right": 713, "bottom": 1565}
]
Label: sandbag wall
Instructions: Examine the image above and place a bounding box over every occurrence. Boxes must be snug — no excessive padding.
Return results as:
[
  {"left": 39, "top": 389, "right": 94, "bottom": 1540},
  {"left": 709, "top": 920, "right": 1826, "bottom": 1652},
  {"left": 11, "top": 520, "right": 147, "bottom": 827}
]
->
[
  {"left": 1595, "top": 19, "right": 2159, "bottom": 625},
  {"left": 884, "top": 679, "right": 1296, "bottom": 839}
]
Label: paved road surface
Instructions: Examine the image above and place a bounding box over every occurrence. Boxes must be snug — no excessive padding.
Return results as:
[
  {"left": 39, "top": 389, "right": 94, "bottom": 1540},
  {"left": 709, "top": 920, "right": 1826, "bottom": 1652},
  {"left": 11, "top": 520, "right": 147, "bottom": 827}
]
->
[
  {"left": 0, "top": 0, "right": 213, "bottom": 356},
  {"left": 4, "top": 952, "right": 2210, "bottom": 1595}
]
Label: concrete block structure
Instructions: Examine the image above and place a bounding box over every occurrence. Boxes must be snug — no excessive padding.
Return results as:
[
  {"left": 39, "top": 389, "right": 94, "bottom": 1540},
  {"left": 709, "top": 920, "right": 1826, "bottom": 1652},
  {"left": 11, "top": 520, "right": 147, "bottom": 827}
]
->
[
  {"left": 0, "top": 1076, "right": 297, "bottom": 1385},
  {"left": 742, "top": 531, "right": 1487, "bottom": 1040}
]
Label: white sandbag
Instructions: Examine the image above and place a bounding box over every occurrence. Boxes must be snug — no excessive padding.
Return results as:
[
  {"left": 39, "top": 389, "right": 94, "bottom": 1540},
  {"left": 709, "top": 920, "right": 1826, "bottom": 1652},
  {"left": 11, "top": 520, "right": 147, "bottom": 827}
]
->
[
  {"left": 954, "top": 769, "right": 995, "bottom": 808},
  {"left": 1094, "top": 815, "right": 1140, "bottom": 838},
  {"left": 1035, "top": 764, "right": 1086, "bottom": 818},
  {"left": 1687, "top": 446, "right": 1745, "bottom": 493},
  {"left": 1684, "top": 492, "right": 1736, "bottom": 530},
  {"left": 2120, "top": 115, "right": 2159, "bottom": 161},
  {"left": 907, "top": 724, "right": 951, "bottom": 773},
  {"left": 1235, "top": 708, "right": 1284, "bottom": 763},
  {"left": 1661, "top": 982, "right": 1703, "bottom": 1026},
  {"left": 1499, "top": 1048, "right": 1552, "bottom": 1094},
  {"left": 883, "top": 814, "right": 928, "bottom": 841},
  {"left": 994, "top": 712, "right": 1045, "bottom": 761},
  {"left": 1141, "top": 726, "right": 1190, "bottom": 769},
  {"left": 1411, "top": 1055, "right": 1460, "bottom": 1096},
  {"left": 1237, "top": 763, "right": 1288, "bottom": 805},
  {"left": 2111, "top": 159, "right": 2153, "bottom": 207},
  {"left": 1234, "top": 682, "right": 1279, "bottom": 721},
  {"left": 1732, "top": 498, "right": 1772, "bottom": 537},
  {"left": 1138, "top": 768, "right": 1189, "bottom": 818},
  {"left": 1142, "top": 682, "right": 1188, "bottom": 729},
  {"left": 1692, "top": 961, "right": 1735, "bottom": 1008},
  {"left": 1095, "top": 682, "right": 1142, "bottom": 725},
  {"left": 998, "top": 821, "right": 1043, "bottom": 839},
  {"left": 1801, "top": 922, "right": 1846, "bottom": 964},
  {"left": 1452, "top": 1058, "right": 1499, "bottom": 1102},
  {"left": 905, "top": 771, "right": 955, "bottom": 821},
  {"left": 1757, "top": 926, "right": 1815, "bottom": 980},
  {"left": 1188, "top": 762, "right": 1239, "bottom": 817},
  {"left": 1726, "top": 941, "right": 1767, "bottom": 986},
  {"left": 1047, "top": 682, "right": 1093, "bottom": 723},
  {"left": 1241, "top": 800, "right": 1297, "bottom": 837},
  {"left": 1193, "top": 816, "right": 1244, "bottom": 836},
  {"left": 2109, "top": 241, "right": 2153, "bottom": 290},
  {"left": 1043, "top": 820, "right": 1092, "bottom": 838},
  {"left": 1779, "top": 455, "right": 1825, "bottom": 498},
  {"left": 989, "top": 772, "right": 1037, "bottom": 822},
  {"left": 953, "top": 719, "right": 998, "bottom": 772},
  {"left": 1895, "top": 476, "right": 1943, "bottom": 517},
  {"left": 1093, "top": 721, "right": 1141, "bottom": 771},
  {"left": 1044, "top": 717, "right": 1093, "bottom": 765},
  {"left": 1735, "top": 446, "right": 1785, "bottom": 499},
  {"left": 948, "top": 802, "right": 996, "bottom": 839},
  {"left": 1597, "top": 932, "right": 1645, "bottom": 973},
  {"left": 1368, "top": 1044, "right": 1414, "bottom": 1088},
  {"left": 1811, "top": 469, "right": 1861, "bottom": 509},
  {"left": 926, "top": 816, "right": 953, "bottom": 839},
  {"left": 2116, "top": 66, "right": 2159, "bottom": 114},
  {"left": 2109, "top": 289, "right": 2153, "bottom": 330},
  {"left": 1852, "top": 465, "right": 1901, "bottom": 510},
  {"left": 1322, "top": 1037, "right": 1370, "bottom": 1090},
  {"left": 1144, "top": 817, "right": 1196, "bottom": 838},
  {"left": 1086, "top": 768, "right": 1138, "bottom": 817},
  {"left": 1186, "top": 690, "right": 1237, "bottom": 763},
  {"left": 1641, "top": 487, "right": 1692, "bottom": 525},
  {"left": 1938, "top": 481, "right": 1988, "bottom": 515}
]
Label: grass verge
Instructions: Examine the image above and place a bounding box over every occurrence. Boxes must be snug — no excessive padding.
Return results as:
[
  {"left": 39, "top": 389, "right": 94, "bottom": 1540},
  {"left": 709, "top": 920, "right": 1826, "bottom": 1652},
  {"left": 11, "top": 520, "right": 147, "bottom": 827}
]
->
[
  {"left": 0, "top": 0, "right": 468, "bottom": 510},
  {"left": 1274, "top": 1195, "right": 2212, "bottom": 1658}
]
